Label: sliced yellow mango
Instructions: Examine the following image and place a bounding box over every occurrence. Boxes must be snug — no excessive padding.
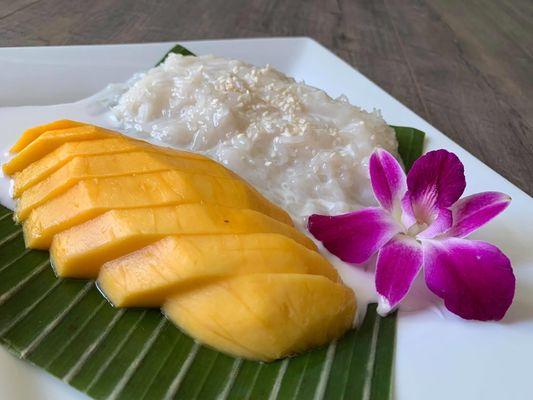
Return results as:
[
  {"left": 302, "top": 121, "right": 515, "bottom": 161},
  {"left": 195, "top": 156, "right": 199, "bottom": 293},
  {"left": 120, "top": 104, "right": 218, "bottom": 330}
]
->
[
  {"left": 98, "top": 234, "right": 337, "bottom": 307},
  {"left": 3, "top": 125, "right": 116, "bottom": 175},
  {"left": 9, "top": 119, "right": 85, "bottom": 152},
  {"left": 15, "top": 151, "right": 235, "bottom": 220},
  {"left": 50, "top": 204, "right": 314, "bottom": 278},
  {"left": 4, "top": 120, "right": 360, "bottom": 362},
  {"left": 12, "top": 137, "right": 213, "bottom": 196},
  {"left": 4, "top": 120, "right": 358, "bottom": 362},
  {"left": 23, "top": 170, "right": 292, "bottom": 248},
  {"left": 13, "top": 137, "right": 140, "bottom": 196},
  {"left": 163, "top": 273, "right": 356, "bottom": 361}
]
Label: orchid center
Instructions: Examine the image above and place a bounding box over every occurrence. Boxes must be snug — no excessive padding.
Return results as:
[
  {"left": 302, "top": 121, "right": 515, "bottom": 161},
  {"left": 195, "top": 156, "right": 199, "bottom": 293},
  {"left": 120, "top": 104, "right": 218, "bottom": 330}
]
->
[{"left": 407, "top": 221, "right": 428, "bottom": 237}]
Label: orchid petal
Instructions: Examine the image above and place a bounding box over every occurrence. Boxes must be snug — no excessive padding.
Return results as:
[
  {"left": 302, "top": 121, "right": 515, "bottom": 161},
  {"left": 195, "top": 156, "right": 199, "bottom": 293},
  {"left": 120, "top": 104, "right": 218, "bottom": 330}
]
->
[
  {"left": 417, "top": 208, "right": 452, "bottom": 239},
  {"left": 446, "top": 192, "right": 511, "bottom": 238},
  {"left": 423, "top": 238, "right": 515, "bottom": 321},
  {"left": 370, "top": 149, "right": 406, "bottom": 214},
  {"left": 376, "top": 234, "right": 423, "bottom": 314},
  {"left": 400, "top": 193, "right": 417, "bottom": 229},
  {"left": 406, "top": 150, "right": 466, "bottom": 224},
  {"left": 308, "top": 208, "right": 400, "bottom": 264}
]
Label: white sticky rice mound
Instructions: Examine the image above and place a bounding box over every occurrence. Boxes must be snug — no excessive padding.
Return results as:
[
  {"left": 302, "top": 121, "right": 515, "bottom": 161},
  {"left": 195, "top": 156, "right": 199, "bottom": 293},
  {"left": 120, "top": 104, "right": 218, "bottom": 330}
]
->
[{"left": 110, "top": 54, "right": 399, "bottom": 223}]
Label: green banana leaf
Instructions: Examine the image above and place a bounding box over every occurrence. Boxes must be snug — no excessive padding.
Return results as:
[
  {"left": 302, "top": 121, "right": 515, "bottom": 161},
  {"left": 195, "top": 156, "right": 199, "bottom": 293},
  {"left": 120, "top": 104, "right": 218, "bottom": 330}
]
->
[
  {"left": 391, "top": 126, "right": 426, "bottom": 171},
  {"left": 156, "top": 44, "right": 195, "bottom": 65},
  {"left": 0, "top": 44, "right": 425, "bottom": 400},
  {"left": 0, "top": 238, "right": 396, "bottom": 400}
]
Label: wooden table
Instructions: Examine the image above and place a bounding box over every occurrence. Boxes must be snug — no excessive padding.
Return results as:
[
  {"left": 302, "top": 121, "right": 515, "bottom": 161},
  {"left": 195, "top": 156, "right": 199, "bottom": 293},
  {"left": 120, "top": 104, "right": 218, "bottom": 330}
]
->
[{"left": 1, "top": 0, "right": 531, "bottom": 195}]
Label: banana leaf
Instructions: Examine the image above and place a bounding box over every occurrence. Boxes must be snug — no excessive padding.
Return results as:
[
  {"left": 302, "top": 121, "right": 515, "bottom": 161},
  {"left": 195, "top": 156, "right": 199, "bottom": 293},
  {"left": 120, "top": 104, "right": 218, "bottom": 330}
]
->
[{"left": 0, "top": 230, "right": 396, "bottom": 400}]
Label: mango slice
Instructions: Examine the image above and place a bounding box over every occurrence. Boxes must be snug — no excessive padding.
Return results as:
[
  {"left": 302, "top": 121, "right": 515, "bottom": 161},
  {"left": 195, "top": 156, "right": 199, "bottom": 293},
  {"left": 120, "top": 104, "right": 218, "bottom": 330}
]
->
[
  {"left": 15, "top": 151, "right": 235, "bottom": 220},
  {"left": 3, "top": 125, "right": 116, "bottom": 175},
  {"left": 98, "top": 234, "right": 336, "bottom": 307},
  {"left": 50, "top": 204, "right": 315, "bottom": 278},
  {"left": 12, "top": 137, "right": 213, "bottom": 196},
  {"left": 10, "top": 119, "right": 85, "bottom": 152},
  {"left": 163, "top": 273, "right": 356, "bottom": 361},
  {"left": 4, "top": 120, "right": 357, "bottom": 362},
  {"left": 23, "top": 170, "right": 292, "bottom": 248}
]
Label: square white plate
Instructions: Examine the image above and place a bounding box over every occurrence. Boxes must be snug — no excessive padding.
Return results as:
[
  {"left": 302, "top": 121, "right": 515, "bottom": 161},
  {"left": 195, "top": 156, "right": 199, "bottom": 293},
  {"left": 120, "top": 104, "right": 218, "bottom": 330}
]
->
[{"left": 0, "top": 38, "right": 531, "bottom": 400}]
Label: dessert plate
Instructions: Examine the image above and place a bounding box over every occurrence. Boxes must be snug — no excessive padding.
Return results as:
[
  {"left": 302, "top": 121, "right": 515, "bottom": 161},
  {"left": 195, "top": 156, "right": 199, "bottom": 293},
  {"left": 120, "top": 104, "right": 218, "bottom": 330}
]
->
[{"left": 0, "top": 38, "right": 531, "bottom": 400}]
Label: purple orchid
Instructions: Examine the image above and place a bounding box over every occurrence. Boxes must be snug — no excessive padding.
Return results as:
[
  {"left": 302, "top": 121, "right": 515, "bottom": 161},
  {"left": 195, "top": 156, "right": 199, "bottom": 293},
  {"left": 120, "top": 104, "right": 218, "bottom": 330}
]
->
[{"left": 308, "top": 149, "right": 515, "bottom": 321}]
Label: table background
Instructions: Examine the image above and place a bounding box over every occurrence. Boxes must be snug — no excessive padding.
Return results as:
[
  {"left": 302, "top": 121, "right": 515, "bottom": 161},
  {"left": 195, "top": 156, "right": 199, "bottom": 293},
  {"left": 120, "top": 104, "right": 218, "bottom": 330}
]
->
[{"left": 0, "top": 0, "right": 531, "bottom": 195}]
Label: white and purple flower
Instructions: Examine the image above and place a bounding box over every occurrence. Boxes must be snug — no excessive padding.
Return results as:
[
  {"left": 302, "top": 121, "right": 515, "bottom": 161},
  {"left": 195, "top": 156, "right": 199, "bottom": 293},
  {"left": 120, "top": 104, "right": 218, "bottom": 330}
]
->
[{"left": 308, "top": 149, "right": 515, "bottom": 321}]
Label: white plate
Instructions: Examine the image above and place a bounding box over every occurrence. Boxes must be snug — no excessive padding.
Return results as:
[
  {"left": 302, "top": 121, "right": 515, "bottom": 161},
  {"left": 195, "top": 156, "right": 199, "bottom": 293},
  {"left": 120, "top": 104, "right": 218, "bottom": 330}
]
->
[{"left": 0, "top": 38, "right": 532, "bottom": 400}]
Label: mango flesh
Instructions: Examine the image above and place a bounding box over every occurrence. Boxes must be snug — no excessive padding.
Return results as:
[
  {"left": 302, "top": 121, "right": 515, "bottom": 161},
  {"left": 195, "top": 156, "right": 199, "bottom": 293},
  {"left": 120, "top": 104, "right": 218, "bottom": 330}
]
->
[
  {"left": 10, "top": 119, "right": 85, "bottom": 152},
  {"left": 15, "top": 151, "right": 235, "bottom": 220},
  {"left": 13, "top": 137, "right": 145, "bottom": 196},
  {"left": 23, "top": 170, "right": 292, "bottom": 248},
  {"left": 163, "top": 273, "right": 356, "bottom": 361},
  {"left": 50, "top": 204, "right": 315, "bottom": 278},
  {"left": 4, "top": 120, "right": 357, "bottom": 362},
  {"left": 12, "top": 136, "right": 214, "bottom": 197},
  {"left": 3, "top": 125, "right": 116, "bottom": 175},
  {"left": 98, "top": 234, "right": 337, "bottom": 307}
]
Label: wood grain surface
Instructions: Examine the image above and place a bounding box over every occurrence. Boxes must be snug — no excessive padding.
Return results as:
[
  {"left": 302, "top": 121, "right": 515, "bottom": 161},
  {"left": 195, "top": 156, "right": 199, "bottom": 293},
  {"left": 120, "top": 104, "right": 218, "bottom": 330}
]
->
[{"left": 0, "top": 0, "right": 531, "bottom": 195}]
